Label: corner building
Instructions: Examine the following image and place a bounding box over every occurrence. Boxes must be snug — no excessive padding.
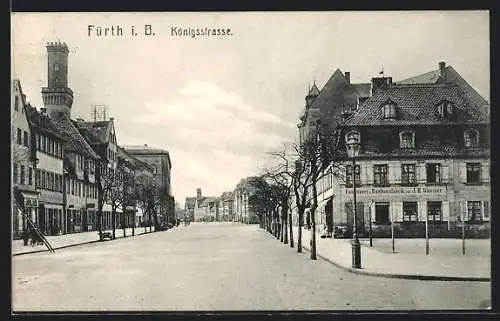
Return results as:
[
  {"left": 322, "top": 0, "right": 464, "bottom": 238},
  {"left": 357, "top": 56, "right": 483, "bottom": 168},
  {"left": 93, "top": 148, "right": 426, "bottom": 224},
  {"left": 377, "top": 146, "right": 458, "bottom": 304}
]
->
[{"left": 334, "top": 78, "right": 490, "bottom": 237}]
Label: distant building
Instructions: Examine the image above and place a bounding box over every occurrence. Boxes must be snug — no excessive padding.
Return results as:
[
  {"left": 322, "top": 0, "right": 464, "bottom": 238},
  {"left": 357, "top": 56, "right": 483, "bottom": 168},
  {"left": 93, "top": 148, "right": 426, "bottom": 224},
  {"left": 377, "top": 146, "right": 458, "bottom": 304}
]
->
[
  {"left": 219, "top": 191, "right": 234, "bottom": 222},
  {"left": 233, "top": 178, "right": 259, "bottom": 224},
  {"left": 122, "top": 144, "right": 174, "bottom": 224},
  {"left": 11, "top": 80, "right": 39, "bottom": 239},
  {"left": 191, "top": 188, "right": 219, "bottom": 222}
]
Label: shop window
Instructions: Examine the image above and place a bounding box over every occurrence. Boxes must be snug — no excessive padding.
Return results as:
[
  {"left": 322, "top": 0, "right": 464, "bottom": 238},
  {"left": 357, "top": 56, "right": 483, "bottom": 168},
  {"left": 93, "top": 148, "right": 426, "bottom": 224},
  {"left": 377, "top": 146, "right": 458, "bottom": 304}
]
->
[
  {"left": 17, "top": 128, "right": 22, "bottom": 145},
  {"left": 468, "top": 201, "right": 482, "bottom": 221},
  {"left": 464, "top": 129, "right": 479, "bottom": 148},
  {"left": 35, "top": 169, "right": 40, "bottom": 187},
  {"left": 20, "top": 165, "right": 25, "bottom": 185},
  {"left": 375, "top": 202, "right": 390, "bottom": 225},
  {"left": 403, "top": 202, "right": 418, "bottom": 222},
  {"left": 36, "top": 134, "right": 41, "bottom": 150},
  {"left": 400, "top": 131, "right": 415, "bottom": 149},
  {"left": 401, "top": 164, "right": 416, "bottom": 185},
  {"left": 466, "top": 163, "right": 481, "bottom": 184},
  {"left": 28, "top": 167, "right": 33, "bottom": 185},
  {"left": 427, "top": 201, "right": 442, "bottom": 222},
  {"left": 346, "top": 165, "right": 361, "bottom": 187},
  {"left": 426, "top": 163, "right": 441, "bottom": 183},
  {"left": 374, "top": 164, "right": 388, "bottom": 186}
]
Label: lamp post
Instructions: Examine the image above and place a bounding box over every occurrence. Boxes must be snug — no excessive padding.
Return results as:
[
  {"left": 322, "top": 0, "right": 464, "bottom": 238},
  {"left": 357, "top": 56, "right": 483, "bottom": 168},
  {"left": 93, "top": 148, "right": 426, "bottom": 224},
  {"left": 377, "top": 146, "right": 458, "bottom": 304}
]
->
[{"left": 345, "top": 135, "right": 361, "bottom": 269}]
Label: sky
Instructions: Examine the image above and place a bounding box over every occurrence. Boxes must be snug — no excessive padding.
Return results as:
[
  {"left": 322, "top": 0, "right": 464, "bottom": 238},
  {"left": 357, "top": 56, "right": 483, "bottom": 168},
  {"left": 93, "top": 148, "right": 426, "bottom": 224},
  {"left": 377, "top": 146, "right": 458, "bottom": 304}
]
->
[{"left": 11, "top": 11, "right": 490, "bottom": 207}]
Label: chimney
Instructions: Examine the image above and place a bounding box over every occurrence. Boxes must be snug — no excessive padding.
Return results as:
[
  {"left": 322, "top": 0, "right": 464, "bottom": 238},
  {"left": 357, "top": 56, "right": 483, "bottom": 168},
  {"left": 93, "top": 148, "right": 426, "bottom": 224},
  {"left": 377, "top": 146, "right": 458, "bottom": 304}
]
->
[
  {"left": 370, "top": 76, "right": 393, "bottom": 96},
  {"left": 439, "top": 61, "right": 446, "bottom": 82},
  {"left": 197, "top": 188, "right": 202, "bottom": 199},
  {"left": 40, "top": 108, "right": 47, "bottom": 115},
  {"left": 76, "top": 118, "right": 85, "bottom": 122},
  {"left": 345, "top": 72, "right": 350, "bottom": 83}
]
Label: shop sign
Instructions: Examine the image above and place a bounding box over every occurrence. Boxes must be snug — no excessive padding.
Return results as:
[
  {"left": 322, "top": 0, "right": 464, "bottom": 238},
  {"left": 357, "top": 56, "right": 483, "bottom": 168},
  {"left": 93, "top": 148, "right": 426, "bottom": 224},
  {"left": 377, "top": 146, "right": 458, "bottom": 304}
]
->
[{"left": 345, "top": 186, "right": 446, "bottom": 196}]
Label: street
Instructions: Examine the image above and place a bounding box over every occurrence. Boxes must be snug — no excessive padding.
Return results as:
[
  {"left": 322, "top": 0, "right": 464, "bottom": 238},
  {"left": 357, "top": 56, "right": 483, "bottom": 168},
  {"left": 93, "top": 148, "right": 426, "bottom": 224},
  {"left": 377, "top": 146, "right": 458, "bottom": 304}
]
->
[{"left": 12, "top": 223, "right": 490, "bottom": 311}]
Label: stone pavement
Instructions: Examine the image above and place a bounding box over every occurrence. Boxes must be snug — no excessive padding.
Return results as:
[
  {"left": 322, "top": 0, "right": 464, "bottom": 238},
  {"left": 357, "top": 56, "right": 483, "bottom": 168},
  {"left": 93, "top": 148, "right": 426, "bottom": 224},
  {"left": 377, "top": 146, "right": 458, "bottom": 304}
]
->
[
  {"left": 12, "top": 226, "right": 160, "bottom": 256},
  {"left": 291, "top": 226, "right": 490, "bottom": 281}
]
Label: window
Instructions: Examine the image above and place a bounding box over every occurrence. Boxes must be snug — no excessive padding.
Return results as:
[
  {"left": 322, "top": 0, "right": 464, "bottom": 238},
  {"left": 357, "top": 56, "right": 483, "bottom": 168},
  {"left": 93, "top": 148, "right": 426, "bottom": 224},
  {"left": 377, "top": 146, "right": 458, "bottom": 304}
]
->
[
  {"left": 466, "top": 163, "right": 481, "bottom": 184},
  {"left": 36, "top": 134, "right": 41, "bottom": 150},
  {"left": 381, "top": 99, "right": 398, "bottom": 119},
  {"left": 427, "top": 201, "right": 442, "bottom": 222},
  {"left": 17, "top": 128, "right": 22, "bottom": 145},
  {"left": 28, "top": 167, "right": 33, "bottom": 185},
  {"left": 346, "top": 165, "right": 361, "bottom": 186},
  {"left": 51, "top": 140, "right": 55, "bottom": 155},
  {"left": 35, "top": 169, "right": 40, "bottom": 187},
  {"left": 374, "top": 164, "right": 388, "bottom": 186},
  {"left": 464, "top": 129, "right": 479, "bottom": 148},
  {"left": 14, "top": 96, "right": 19, "bottom": 111},
  {"left": 43, "top": 136, "right": 47, "bottom": 153},
  {"left": 400, "top": 131, "right": 415, "bottom": 149},
  {"left": 468, "top": 201, "right": 482, "bottom": 221},
  {"left": 436, "top": 100, "right": 454, "bottom": 119},
  {"left": 401, "top": 164, "right": 416, "bottom": 185},
  {"left": 426, "top": 163, "right": 441, "bottom": 183},
  {"left": 54, "top": 63, "right": 59, "bottom": 71},
  {"left": 403, "top": 202, "right": 418, "bottom": 222},
  {"left": 20, "top": 165, "right": 25, "bottom": 185},
  {"left": 13, "top": 163, "right": 18, "bottom": 184},
  {"left": 23, "top": 131, "right": 29, "bottom": 147}
]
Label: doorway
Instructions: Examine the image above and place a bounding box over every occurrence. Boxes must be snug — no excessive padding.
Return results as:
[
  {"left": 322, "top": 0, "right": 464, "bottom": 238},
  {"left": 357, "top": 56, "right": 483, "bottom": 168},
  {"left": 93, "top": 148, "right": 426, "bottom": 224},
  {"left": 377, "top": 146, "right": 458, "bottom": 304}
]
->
[{"left": 375, "top": 202, "right": 390, "bottom": 225}]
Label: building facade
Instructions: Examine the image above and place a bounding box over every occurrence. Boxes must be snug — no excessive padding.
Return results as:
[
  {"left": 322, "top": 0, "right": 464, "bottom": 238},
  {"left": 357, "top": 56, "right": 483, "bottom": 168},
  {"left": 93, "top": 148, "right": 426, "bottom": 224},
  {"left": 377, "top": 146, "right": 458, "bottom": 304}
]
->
[
  {"left": 233, "top": 178, "right": 259, "bottom": 224},
  {"left": 41, "top": 41, "right": 100, "bottom": 234},
  {"left": 312, "top": 63, "right": 490, "bottom": 238},
  {"left": 11, "top": 80, "right": 39, "bottom": 239},
  {"left": 219, "top": 191, "right": 234, "bottom": 222},
  {"left": 26, "top": 105, "right": 66, "bottom": 235},
  {"left": 123, "top": 144, "right": 174, "bottom": 224}
]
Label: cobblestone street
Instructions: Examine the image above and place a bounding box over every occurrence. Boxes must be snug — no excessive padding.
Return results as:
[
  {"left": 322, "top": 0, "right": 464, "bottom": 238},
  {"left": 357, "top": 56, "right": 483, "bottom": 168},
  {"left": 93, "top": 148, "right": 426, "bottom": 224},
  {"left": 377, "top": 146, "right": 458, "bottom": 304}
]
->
[{"left": 12, "top": 223, "right": 490, "bottom": 311}]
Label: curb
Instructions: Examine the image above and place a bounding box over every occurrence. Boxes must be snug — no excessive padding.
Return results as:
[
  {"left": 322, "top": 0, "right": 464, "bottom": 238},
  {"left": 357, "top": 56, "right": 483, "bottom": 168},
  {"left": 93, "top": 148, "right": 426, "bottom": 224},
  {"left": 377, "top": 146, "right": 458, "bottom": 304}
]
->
[
  {"left": 12, "top": 231, "right": 151, "bottom": 257},
  {"left": 263, "top": 230, "right": 490, "bottom": 283}
]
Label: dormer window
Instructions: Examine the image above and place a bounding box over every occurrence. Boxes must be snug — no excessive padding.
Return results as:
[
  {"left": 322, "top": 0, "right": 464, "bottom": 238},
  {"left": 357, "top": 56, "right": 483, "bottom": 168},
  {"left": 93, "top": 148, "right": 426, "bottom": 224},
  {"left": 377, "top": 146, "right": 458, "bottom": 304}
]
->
[
  {"left": 436, "top": 100, "right": 454, "bottom": 119},
  {"left": 464, "top": 129, "right": 479, "bottom": 147},
  {"left": 381, "top": 99, "right": 398, "bottom": 120},
  {"left": 400, "top": 130, "right": 415, "bottom": 149},
  {"left": 345, "top": 130, "right": 361, "bottom": 144}
]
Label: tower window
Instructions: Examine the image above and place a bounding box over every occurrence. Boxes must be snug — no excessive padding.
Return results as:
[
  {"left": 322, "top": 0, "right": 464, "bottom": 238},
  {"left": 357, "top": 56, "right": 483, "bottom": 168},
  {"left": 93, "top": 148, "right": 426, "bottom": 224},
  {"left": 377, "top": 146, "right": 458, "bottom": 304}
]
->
[{"left": 54, "top": 63, "right": 60, "bottom": 71}]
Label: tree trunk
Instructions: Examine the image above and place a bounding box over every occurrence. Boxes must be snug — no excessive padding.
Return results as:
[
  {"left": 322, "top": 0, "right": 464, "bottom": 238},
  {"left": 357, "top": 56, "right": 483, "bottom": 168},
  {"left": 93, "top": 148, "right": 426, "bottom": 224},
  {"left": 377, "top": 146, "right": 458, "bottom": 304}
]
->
[
  {"left": 122, "top": 211, "right": 126, "bottom": 237},
  {"left": 132, "top": 210, "right": 135, "bottom": 236},
  {"left": 283, "top": 203, "right": 288, "bottom": 244},
  {"left": 297, "top": 208, "right": 304, "bottom": 253},
  {"left": 288, "top": 207, "right": 294, "bottom": 248},
  {"left": 310, "top": 169, "right": 318, "bottom": 260},
  {"left": 111, "top": 205, "right": 116, "bottom": 239}
]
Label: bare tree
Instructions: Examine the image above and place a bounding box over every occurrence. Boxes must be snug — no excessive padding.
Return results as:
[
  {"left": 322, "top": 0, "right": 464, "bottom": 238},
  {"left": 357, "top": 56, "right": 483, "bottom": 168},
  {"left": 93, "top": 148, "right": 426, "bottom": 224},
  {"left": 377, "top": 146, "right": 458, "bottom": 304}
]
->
[
  {"left": 107, "top": 165, "right": 126, "bottom": 239},
  {"left": 265, "top": 146, "right": 295, "bottom": 247}
]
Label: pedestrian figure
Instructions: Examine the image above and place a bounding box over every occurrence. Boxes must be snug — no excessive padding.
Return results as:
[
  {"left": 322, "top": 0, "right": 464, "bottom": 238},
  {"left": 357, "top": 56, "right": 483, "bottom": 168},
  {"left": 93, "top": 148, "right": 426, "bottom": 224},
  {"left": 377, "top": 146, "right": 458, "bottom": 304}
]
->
[{"left": 22, "top": 229, "right": 30, "bottom": 246}]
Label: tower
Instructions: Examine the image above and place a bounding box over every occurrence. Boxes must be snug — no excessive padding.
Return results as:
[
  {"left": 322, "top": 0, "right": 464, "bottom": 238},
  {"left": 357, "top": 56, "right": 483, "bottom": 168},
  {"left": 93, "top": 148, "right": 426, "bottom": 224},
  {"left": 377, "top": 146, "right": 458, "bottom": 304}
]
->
[{"left": 41, "top": 41, "right": 74, "bottom": 119}]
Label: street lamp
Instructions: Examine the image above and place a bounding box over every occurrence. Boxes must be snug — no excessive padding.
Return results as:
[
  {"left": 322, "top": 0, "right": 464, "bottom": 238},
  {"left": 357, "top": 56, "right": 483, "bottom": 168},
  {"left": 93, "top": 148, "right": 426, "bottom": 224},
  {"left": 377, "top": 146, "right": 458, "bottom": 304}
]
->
[{"left": 345, "top": 134, "right": 361, "bottom": 269}]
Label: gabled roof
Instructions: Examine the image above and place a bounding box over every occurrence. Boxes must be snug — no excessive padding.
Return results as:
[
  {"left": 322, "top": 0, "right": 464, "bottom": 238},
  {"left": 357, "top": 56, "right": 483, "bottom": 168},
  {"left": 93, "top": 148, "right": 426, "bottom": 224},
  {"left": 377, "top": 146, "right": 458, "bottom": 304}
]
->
[
  {"left": 122, "top": 144, "right": 172, "bottom": 169},
  {"left": 303, "top": 69, "right": 371, "bottom": 125},
  {"left": 396, "top": 65, "right": 488, "bottom": 108},
  {"left": 344, "top": 83, "right": 489, "bottom": 126},
  {"left": 200, "top": 197, "right": 218, "bottom": 207},
  {"left": 51, "top": 113, "right": 100, "bottom": 159},
  {"left": 308, "top": 83, "right": 320, "bottom": 96},
  {"left": 25, "top": 106, "right": 65, "bottom": 140},
  {"left": 78, "top": 120, "right": 112, "bottom": 143}
]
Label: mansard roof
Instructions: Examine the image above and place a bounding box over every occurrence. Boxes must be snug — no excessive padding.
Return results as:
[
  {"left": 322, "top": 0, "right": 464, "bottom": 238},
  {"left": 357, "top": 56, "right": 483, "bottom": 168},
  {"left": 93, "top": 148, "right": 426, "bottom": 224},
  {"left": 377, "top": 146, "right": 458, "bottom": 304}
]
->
[{"left": 344, "top": 83, "right": 489, "bottom": 126}]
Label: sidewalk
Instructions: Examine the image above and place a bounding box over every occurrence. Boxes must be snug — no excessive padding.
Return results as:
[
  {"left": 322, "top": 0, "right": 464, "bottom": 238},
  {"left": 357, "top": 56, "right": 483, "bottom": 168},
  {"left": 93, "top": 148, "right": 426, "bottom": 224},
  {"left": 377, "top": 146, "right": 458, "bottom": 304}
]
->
[
  {"left": 288, "top": 226, "right": 490, "bottom": 282},
  {"left": 12, "top": 226, "right": 173, "bottom": 256}
]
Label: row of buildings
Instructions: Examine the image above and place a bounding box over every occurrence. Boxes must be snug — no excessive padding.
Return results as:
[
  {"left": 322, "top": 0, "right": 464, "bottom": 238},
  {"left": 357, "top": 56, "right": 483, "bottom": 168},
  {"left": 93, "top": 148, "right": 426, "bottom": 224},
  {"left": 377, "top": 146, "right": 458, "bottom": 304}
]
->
[
  {"left": 11, "top": 41, "right": 174, "bottom": 239},
  {"left": 293, "top": 62, "right": 490, "bottom": 237},
  {"left": 184, "top": 177, "right": 260, "bottom": 224}
]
